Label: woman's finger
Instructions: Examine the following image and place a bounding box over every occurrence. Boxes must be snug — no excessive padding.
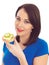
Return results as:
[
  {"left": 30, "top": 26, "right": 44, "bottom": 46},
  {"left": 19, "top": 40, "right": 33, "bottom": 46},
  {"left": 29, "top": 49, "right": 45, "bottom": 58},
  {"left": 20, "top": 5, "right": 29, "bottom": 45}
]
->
[
  {"left": 6, "top": 41, "right": 14, "bottom": 48},
  {"left": 14, "top": 38, "right": 19, "bottom": 45},
  {"left": 6, "top": 43, "right": 12, "bottom": 48}
]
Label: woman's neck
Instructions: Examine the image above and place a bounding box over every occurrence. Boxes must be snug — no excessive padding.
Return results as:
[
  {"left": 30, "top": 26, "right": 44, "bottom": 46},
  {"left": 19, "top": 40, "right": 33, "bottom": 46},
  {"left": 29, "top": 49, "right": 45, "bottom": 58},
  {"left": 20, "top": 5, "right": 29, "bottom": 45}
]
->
[{"left": 19, "top": 33, "right": 30, "bottom": 45}]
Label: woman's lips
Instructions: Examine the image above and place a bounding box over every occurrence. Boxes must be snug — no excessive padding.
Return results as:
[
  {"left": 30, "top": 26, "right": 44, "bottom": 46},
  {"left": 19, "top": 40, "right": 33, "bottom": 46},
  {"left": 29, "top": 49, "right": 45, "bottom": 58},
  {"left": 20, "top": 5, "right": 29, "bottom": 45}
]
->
[{"left": 17, "top": 28, "right": 24, "bottom": 32}]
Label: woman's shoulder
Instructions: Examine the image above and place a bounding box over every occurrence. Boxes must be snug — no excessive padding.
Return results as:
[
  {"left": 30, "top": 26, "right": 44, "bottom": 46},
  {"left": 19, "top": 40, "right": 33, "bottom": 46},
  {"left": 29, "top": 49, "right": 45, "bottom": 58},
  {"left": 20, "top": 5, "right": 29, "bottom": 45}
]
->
[
  {"left": 37, "top": 38, "right": 48, "bottom": 47},
  {"left": 31, "top": 38, "right": 48, "bottom": 48},
  {"left": 28, "top": 38, "right": 48, "bottom": 50},
  {"left": 34, "top": 38, "right": 48, "bottom": 57}
]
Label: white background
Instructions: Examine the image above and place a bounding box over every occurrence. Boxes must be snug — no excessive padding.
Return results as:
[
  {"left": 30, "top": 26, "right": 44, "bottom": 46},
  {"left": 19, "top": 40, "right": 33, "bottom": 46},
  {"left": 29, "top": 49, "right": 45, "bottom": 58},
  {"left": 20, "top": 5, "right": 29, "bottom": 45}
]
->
[{"left": 0, "top": 0, "right": 49, "bottom": 65}]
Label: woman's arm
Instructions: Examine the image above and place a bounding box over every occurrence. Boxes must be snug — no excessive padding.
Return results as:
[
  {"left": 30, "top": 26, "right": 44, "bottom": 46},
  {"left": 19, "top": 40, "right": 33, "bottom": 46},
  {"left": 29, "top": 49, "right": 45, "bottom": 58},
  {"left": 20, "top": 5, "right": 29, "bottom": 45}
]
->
[
  {"left": 3, "top": 38, "right": 28, "bottom": 65},
  {"left": 33, "top": 54, "right": 48, "bottom": 65},
  {"left": 18, "top": 53, "right": 28, "bottom": 65}
]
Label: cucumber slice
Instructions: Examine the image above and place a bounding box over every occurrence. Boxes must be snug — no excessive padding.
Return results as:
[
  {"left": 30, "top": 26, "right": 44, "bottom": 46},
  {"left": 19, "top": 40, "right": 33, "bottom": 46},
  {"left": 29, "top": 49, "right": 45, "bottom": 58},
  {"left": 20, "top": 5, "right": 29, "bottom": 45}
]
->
[
  {"left": 4, "top": 33, "right": 14, "bottom": 42},
  {"left": 4, "top": 33, "right": 11, "bottom": 38}
]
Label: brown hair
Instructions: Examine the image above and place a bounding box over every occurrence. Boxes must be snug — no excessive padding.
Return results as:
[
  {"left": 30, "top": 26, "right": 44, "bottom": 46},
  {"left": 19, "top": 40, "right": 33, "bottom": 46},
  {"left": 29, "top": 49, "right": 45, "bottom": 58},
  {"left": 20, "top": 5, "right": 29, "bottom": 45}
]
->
[{"left": 15, "top": 3, "right": 41, "bottom": 46}]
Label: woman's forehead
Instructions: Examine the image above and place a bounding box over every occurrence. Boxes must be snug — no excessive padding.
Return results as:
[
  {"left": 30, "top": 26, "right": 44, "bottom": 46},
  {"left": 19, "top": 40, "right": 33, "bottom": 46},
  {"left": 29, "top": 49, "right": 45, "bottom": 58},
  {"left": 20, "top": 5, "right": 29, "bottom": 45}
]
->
[{"left": 16, "top": 8, "right": 29, "bottom": 20}]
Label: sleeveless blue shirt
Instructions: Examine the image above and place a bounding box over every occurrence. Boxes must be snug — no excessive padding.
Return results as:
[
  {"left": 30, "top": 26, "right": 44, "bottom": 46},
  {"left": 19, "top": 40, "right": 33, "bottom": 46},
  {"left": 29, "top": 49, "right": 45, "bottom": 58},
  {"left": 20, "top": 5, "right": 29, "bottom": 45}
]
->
[{"left": 3, "top": 38, "right": 48, "bottom": 65}]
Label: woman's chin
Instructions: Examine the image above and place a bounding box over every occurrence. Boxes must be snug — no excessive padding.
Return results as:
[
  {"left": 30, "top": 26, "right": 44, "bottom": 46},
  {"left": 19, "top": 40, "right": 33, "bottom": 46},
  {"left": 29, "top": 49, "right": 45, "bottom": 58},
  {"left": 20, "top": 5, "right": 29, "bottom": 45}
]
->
[
  {"left": 17, "top": 34, "right": 24, "bottom": 37},
  {"left": 17, "top": 32, "right": 25, "bottom": 37}
]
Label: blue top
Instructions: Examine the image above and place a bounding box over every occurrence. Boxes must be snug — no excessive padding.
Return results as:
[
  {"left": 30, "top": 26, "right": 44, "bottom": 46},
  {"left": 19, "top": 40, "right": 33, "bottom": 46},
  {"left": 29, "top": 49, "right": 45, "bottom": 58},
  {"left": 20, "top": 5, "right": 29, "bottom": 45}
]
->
[{"left": 3, "top": 38, "right": 48, "bottom": 65}]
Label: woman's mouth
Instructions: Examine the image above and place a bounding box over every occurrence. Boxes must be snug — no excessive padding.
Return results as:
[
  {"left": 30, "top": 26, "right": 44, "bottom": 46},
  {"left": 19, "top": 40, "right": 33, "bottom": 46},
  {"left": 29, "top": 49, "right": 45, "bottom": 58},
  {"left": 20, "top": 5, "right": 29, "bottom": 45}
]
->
[{"left": 17, "top": 28, "right": 24, "bottom": 32}]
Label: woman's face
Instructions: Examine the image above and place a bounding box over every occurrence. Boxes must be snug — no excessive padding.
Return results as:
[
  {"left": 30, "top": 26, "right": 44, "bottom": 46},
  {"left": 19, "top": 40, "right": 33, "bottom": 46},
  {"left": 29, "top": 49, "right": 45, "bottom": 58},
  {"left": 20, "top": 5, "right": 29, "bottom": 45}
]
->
[{"left": 15, "top": 8, "right": 34, "bottom": 36}]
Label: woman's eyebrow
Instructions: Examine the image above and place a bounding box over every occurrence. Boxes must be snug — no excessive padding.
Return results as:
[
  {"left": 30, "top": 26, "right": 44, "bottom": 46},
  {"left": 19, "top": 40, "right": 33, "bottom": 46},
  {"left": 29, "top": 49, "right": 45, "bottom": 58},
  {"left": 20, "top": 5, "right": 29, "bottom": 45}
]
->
[
  {"left": 16, "top": 16, "right": 20, "bottom": 18},
  {"left": 16, "top": 16, "right": 30, "bottom": 22}
]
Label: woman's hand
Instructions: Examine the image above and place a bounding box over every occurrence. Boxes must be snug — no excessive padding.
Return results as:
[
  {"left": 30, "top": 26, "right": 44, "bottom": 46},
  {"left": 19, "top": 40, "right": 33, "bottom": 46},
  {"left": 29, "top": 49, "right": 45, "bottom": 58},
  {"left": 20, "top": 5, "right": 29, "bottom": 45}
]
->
[
  {"left": 2, "top": 37, "right": 28, "bottom": 65},
  {"left": 6, "top": 40, "right": 28, "bottom": 65},
  {"left": 2, "top": 37, "right": 24, "bottom": 59}
]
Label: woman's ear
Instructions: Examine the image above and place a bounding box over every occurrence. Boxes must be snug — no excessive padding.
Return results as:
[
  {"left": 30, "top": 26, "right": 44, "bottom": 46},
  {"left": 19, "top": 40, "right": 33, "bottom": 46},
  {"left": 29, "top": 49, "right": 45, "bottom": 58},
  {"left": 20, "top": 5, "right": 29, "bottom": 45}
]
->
[
  {"left": 32, "top": 26, "right": 34, "bottom": 29},
  {"left": 31, "top": 26, "right": 34, "bottom": 32}
]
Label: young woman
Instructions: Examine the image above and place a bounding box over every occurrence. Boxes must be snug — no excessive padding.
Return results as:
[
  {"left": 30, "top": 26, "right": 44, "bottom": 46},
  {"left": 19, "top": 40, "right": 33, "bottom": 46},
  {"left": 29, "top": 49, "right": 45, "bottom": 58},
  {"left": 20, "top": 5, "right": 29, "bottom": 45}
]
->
[{"left": 2, "top": 4, "right": 48, "bottom": 65}]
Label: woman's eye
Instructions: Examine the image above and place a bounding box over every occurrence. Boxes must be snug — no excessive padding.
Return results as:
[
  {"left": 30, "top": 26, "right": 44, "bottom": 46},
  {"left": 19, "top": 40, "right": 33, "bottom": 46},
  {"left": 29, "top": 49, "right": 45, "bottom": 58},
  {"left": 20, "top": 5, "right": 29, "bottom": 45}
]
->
[
  {"left": 16, "top": 17, "right": 20, "bottom": 21},
  {"left": 24, "top": 21, "right": 30, "bottom": 24}
]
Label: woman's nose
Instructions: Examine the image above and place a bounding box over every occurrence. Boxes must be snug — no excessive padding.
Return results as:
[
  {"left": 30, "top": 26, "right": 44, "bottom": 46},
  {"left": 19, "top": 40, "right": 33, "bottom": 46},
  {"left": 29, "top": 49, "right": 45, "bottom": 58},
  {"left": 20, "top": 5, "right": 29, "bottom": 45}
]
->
[{"left": 18, "top": 21, "right": 23, "bottom": 27}]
